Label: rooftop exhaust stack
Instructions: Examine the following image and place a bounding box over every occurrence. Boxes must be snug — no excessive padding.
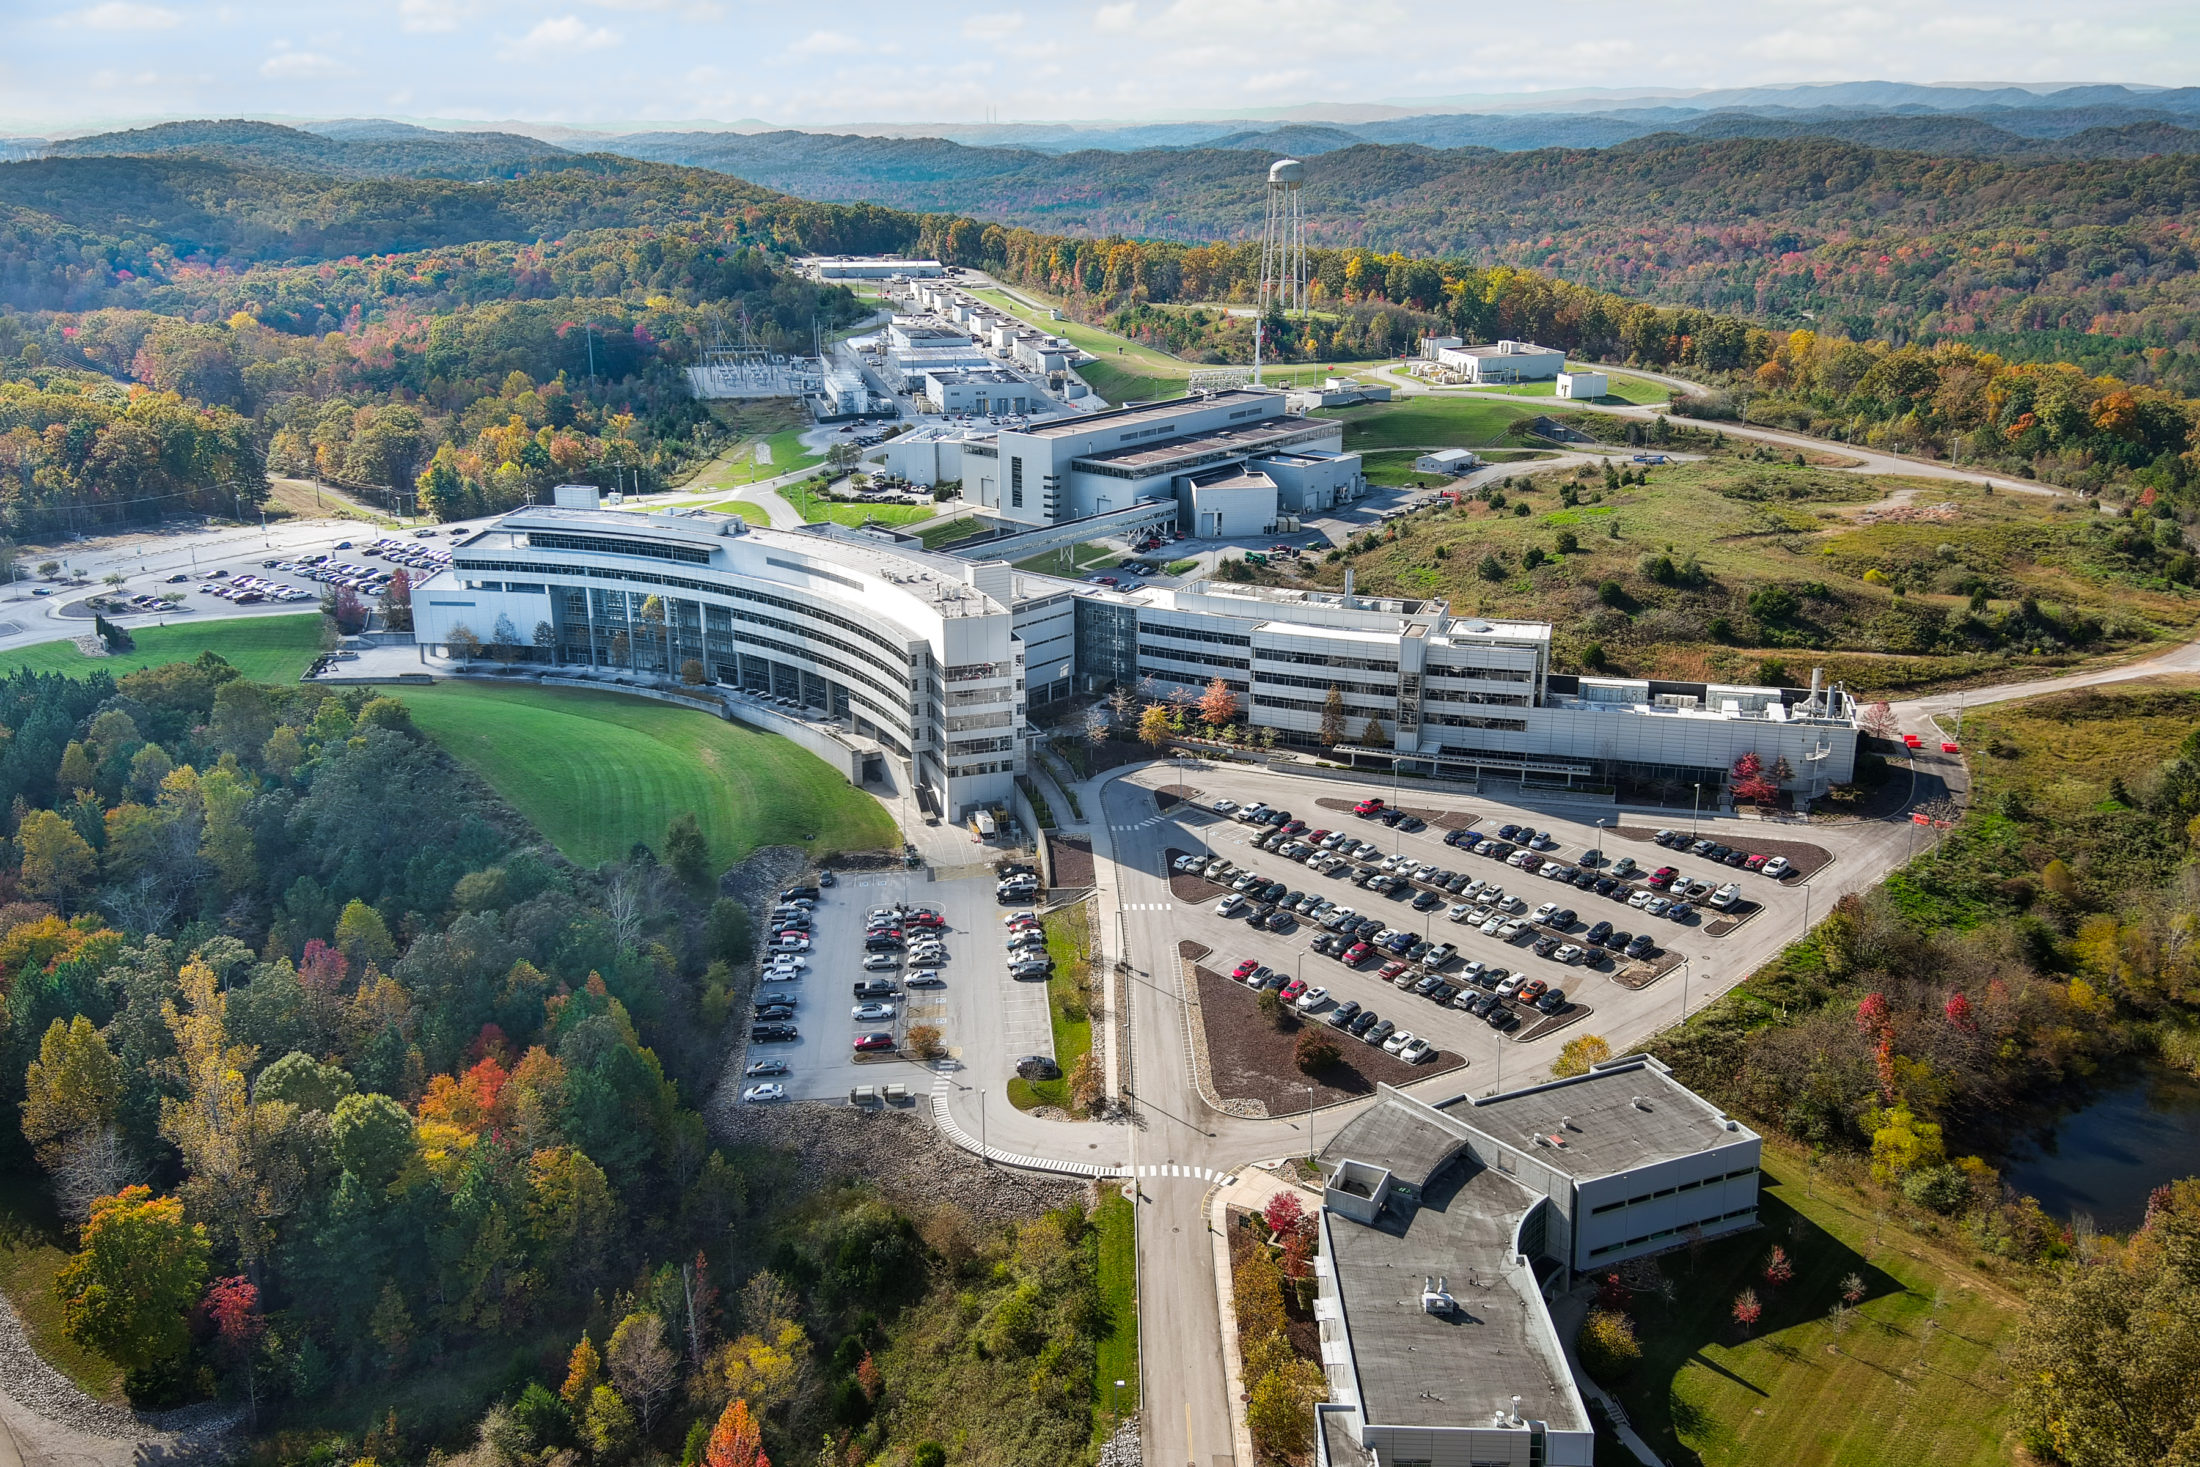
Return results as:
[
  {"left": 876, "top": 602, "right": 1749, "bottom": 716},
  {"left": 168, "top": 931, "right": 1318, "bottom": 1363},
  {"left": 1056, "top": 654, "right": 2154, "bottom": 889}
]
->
[
  {"left": 1809, "top": 665, "right": 1823, "bottom": 713},
  {"left": 1343, "top": 570, "right": 1355, "bottom": 609},
  {"left": 1420, "top": 1276, "right": 1456, "bottom": 1316}
]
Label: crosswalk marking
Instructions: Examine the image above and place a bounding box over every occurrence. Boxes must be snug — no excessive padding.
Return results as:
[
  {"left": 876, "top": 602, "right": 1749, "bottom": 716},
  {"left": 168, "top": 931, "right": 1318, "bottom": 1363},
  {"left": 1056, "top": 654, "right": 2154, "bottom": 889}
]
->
[
  {"left": 923, "top": 1085, "right": 1232, "bottom": 1184},
  {"left": 1121, "top": 902, "right": 1174, "bottom": 912}
]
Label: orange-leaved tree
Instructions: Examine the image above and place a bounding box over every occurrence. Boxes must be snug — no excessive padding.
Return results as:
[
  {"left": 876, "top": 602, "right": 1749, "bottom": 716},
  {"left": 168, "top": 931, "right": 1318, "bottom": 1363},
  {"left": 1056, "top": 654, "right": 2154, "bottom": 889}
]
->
[{"left": 706, "top": 1398, "right": 770, "bottom": 1467}]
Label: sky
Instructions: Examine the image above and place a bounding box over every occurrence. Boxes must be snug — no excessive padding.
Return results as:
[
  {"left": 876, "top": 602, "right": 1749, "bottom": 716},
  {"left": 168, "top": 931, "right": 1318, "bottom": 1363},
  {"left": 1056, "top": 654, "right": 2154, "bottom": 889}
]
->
[{"left": 3, "top": 0, "right": 2197, "bottom": 135}]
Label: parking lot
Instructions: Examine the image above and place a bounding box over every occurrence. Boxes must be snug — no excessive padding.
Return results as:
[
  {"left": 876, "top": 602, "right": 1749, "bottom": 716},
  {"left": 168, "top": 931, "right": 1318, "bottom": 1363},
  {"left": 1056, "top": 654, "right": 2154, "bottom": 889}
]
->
[
  {"left": 744, "top": 870, "right": 1045, "bottom": 1105},
  {"left": 1109, "top": 766, "right": 1836, "bottom": 1093},
  {"left": 82, "top": 530, "right": 455, "bottom": 621}
]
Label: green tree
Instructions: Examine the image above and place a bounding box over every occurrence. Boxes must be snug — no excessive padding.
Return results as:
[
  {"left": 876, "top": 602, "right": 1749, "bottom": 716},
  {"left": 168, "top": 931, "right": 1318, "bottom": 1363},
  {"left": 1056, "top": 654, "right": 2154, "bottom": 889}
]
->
[
  {"left": 1477, "top": 551, "right": 1506, "bottom": 581},
  {"left": 1320, "top": 685, "right": 1347, "bottom": 747},
  {"left": 332, "top": 1092, "right": 414, "bottom": 1187},
  {"left": 335, "top": 898, "right": 397, "bottom": 970},
  {"left": 55, "top": 1185, "right": 210, "bottom": 1373},
  {"left": 706, "top": 898, "right": 754, "bottom": 963},
  {"left": 354, "top": 697, "right": 417, "bottom": 737},
  {"left": 18, "top": 809, "right": 96, "bottom": 908},
  {"left": 211, "top": 679, "right": 275, "bottom": 761},
  {"left": 582, "top": 1383, "right": 638, "bottom": 1459},
  {"left": 664, "top": 812, "right": 713, "bottom": 890}
]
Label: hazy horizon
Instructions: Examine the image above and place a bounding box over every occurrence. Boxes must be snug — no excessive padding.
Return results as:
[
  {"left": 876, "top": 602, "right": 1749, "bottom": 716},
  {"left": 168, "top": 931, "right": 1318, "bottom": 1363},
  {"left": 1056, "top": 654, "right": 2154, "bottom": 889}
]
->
[{"left": 2, "top": 0, "right": 2195, "bottom": 135}]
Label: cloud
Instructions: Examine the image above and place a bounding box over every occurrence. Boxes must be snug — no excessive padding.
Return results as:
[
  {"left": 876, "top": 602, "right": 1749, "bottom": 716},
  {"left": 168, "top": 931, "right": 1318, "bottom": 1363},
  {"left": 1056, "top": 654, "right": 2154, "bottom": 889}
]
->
[
  {"left": 397, "top": 0, "right": 466, "bottom": 34},
  {"left": 1093, "top": 2, "right": 1136, "bottom": 32},
  {"left": 789, "top": 29, "right": 864, "bottom": 55},
  {"left": 960, "top": 10, "right": 1025, "bottom": 41},
  {"left": 61, "top": 2, "right": 183, "bottom": 29},
  {"left": 259, "top": 50, "right": 348, "bottom": 79},
  {"left": 498, "top": 15, "right": 623, "bottom": 59}
]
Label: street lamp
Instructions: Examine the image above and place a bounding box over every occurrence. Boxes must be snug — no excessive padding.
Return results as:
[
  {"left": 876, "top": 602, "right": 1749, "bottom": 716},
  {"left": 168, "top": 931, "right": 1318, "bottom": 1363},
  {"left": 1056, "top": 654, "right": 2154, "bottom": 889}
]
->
[
  {"left": 1301, "top": 1082, "right": 1317, "bottom": 1162},
  {"left": 1589, "top": 817, "right": 1607, "bottom": 868},
  {"left": 979, "top": 1087, "right": 988, "bottom": 1164},
  {"left": 1690, "top": 782, "right": 1703, "bottom": 838},
  {"left": 1679, "top": 956, "right": 1691, "bottom": 1023}
]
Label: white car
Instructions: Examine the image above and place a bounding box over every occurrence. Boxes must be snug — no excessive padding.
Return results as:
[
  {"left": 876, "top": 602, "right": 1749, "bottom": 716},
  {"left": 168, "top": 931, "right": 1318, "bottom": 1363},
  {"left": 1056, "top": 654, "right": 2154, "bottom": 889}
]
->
[
  {"left": 1383, "top": 1028, "right": 1414, "bottom": 1055},
  {"left": 1497, "top": 920, "right": 1527, "bottom": 941},
  {"left": 741, "top": 1083, "right": 787, "bottom": 1103},
  {"left": 1627, "top": 888, "right": 1655, "bottom": 910},
  {"left": 1216, "top": 893, "right": 1247, "bottom": 917},
  {"left": 1495, "top": 971, "right": 1526, "bottom": 998},
  {"left": 906, "top": 970, "right": 945, "bottom": 987},
  {"left": 1294, "top": 985, "right": 1331, "bottom": 1013},
  {"left": 1762, "top": 856, "right": 1792, "bottom": 880},
  {"left": 1553, "top": 944, "right": 1585, "bottom": 965},
  {"left": 1212, "top": 799, "right": 1238, "bottom": 813},
  {"left": 1708, "top": 883, "right": 1742, "bottom": 910},
  {"left": 1496, "top": 894, "right": 1525, "bottom": 914},
  {"left": 851, "top": 1002, "right": 897, "bottom": 1021},
  {"left": 761, "top": 969, "right": 801, "bottom": 983},
  {"left": 1398, "top": 1037, "right": 1433, "bottom": 1064},
  {"left": 1446, "top": 903, "right": 1475, "bottom": 923},
  {"left": 1001, "top": 910, "right": 1037, "bottom": 925},
  {"left": 1479, "top": 915, "right": 1507, "bottom": 936},
  {"left": 1532, "top": 901, "right": 1560, "bottom": 924},
  {"left": 1172, "top": 854, "right": 1202, "bottom": 872}
]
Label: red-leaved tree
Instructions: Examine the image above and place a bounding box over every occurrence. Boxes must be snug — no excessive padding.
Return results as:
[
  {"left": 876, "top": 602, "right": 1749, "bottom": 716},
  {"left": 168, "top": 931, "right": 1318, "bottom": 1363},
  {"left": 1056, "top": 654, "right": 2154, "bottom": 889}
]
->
[
  {"left": 1263, "top": 1191, "right": 1305, "bottom": 1237},
  {"left": 1731, "top": 751, "right": 1780, "bottom": 805},
  {"left": 1732, "top": 1288, "right": 1763, "bottom": 1335},
  {"left": 1763, "top": 1245, "right": 1794, "bottom": 1289},
  {"left": 205, "top": 1275, "right": 265, "bottom": 1420},
  {"left": 706, "top": 1398, "right": 770, "bottom": 1467}
]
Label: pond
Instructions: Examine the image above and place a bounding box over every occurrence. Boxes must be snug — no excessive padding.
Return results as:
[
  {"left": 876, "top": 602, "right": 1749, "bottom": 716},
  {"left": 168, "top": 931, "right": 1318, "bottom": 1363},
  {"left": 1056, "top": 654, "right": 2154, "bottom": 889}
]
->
[{"left": 2001, "top": 1064, "right": 2200, "bottom": 1233}]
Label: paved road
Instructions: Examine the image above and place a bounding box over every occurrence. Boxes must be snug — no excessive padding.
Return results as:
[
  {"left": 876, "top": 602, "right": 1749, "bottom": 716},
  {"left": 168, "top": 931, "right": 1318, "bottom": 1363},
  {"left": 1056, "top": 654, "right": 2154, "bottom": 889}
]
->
[{"left": 1360, "top": 362, "right": 2075, "bottom": 500}]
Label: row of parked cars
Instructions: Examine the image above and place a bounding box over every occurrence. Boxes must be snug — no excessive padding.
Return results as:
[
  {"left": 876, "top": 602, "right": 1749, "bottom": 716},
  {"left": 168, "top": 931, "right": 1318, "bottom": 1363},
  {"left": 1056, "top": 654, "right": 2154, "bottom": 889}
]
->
[
  {"left": 1227, "top": 958, "right": 1443, "bottom": 1060},
  {"left": 365, "top": 537, "right": 455, "bottom": 576}
]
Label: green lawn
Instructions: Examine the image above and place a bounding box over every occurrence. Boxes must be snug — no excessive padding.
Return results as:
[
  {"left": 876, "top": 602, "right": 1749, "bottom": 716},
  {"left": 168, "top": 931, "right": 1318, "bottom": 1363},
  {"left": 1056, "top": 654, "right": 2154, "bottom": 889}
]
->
[
  {"left": 1, "top": 613, "right": 324, "bottom": 683},
  {"left": 1467, "top": 373, "right": 1670, "bottom": 405},
  {"left": 1325, "top": 397, "right": 1549, "bottom": 452},
  {"left": 774, "top": 486, "right": 936, "bottom": 529},
  {"left": 1606, "top": 1149, "right": 2021, "bottom": 1467},
  {"left": 393, "top": 682, "right": 898, "bottom": 868},
  {"left": 1092, "top": 1189, "right": 1139, "bottom": 1440},
  {"left": 1009, "top": 902, "right": 1095, "bottom": 1111},
  {"left": 0, "top": 1179, "right": 123, "bottom": 1404},
  {"left": 914, "top": 514, "right": 990, "bottom": 549},
  {"left": 1013, "top": 542, "right": 1127, "bottom": 575},
  {"left": 1362, "top": 450, "right": 1461, "bottom": 490}
]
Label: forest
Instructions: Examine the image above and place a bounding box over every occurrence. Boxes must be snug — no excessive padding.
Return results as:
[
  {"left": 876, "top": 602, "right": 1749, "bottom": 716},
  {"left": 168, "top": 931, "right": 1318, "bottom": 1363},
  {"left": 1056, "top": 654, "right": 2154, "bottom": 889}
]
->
[{"left": 0, "top": 650, "right": 1107, "bottom": 1465}]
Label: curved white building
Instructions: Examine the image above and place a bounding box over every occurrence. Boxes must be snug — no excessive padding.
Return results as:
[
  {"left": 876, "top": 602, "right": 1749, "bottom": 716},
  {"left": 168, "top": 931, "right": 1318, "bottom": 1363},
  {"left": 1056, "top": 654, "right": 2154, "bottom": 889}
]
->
[{"left": 411, "top": 506, "right": 1027, "bottom": 820}]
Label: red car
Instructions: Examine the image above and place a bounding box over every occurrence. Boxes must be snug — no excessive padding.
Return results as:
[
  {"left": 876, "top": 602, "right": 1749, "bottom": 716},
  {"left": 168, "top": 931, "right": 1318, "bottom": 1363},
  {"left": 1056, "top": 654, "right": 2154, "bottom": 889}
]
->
[
  {"left": 1281, "top": 978, "right": 1308, "bottom": 1002},
  {"left": 1743, "top": 853, "right": 1769, "bottom": 872},
  {"left": 1232, "top": 958, "right": 1261, "bottom": 980},
  {"left": 852, "top": 1032, "right": 895, "bottom": 1052},
  {"left": 1353, "top": 798, "right": 1385, "bottom": 816},
  {"left": 909, "top": 912, "right": 946, "bottom": 929},
  {"left": 1343, "top": 942, "right": 1372, "bottom": 965},
  {"left": 1378, "top": 960, "right": 1409, "bottom": 981}
]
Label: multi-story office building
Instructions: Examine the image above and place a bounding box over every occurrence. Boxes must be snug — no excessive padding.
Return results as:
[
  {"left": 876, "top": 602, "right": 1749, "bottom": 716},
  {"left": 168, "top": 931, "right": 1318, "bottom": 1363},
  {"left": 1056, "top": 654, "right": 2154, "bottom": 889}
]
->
[
  {"left": 411, "top": 492, "right": 1857, "bottom": 809},
  {"left": 1312, "top": 1057, "right": 1760, "bottom": 1467},
  {"left": 410, "top": 506, "right": 1030, "bottom": 821},
  {"left": 1084, "top": 576, "right": 1858, "bottom": 795}
]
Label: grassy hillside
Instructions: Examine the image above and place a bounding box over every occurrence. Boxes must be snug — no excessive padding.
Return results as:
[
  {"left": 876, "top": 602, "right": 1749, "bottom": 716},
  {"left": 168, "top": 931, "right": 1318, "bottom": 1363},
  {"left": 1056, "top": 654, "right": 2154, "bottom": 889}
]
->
[
  {"left": 1608, "top": 1147, "right": 2021, "bottom": 1467},
  {"left": 0, "top": 613, "right": 323, "bottom": 683},
  {"left": 394, "top": 681, "right": 897, "bottom": 867},
  {"left": 1302, "top": 441, "right": 2200, "bottom": 694}
]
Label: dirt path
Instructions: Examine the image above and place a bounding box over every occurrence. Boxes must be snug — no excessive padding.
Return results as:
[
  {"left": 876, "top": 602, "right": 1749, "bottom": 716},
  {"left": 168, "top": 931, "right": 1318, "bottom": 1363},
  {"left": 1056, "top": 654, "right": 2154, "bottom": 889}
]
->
[{"left": 0, "top": 1298, "right": 238, "bottom": 1467}]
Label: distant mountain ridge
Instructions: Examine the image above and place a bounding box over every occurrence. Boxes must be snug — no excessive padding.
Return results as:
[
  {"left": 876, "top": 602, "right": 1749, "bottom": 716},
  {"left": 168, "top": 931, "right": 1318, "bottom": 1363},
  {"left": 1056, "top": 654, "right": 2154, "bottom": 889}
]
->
[{"left": 33, "top": 118, "right": 573, "bottom": 180}]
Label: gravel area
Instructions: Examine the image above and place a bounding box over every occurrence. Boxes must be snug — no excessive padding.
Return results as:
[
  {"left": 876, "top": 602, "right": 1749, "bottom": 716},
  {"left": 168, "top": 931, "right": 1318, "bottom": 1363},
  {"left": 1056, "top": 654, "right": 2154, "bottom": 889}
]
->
[
  {"left": 0, "top": 1295, "right": 241, "bottom": 1467},
  {"left": 1190, "top": 963, "right": 1463, "bottom": 1112},
  {"left": 1097, "top": 1414, "right": 1142, "bottom": 1467},
  {"left": 703, "top": 1097, "right": 1085, "bottom": 1225}
]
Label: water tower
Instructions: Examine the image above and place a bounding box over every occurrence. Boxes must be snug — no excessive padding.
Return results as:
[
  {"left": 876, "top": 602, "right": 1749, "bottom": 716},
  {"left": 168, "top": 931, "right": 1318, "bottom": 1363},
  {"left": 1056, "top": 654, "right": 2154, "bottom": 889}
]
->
[{"left": 1259, "top": 157, "right": 1309, "bottom": 319}]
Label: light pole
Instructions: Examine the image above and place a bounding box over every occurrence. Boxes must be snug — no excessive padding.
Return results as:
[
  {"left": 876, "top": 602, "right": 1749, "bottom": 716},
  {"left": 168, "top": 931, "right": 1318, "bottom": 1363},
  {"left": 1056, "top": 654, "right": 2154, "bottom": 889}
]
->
[
  {"left": 1302, "top": 1082, "right": 1317, "bottom": 1162},
  {"left": 1690, "top": 782, "right": 1703, "bottom": 838},
  {"left": 1112, "top": 1378, "right": 1124, "bottom": 1427},
  {"left": 979, "top": 1087, "right": 988, "bottom": 1164},
  {"left": 1679, "top": 956, "right": 1691, "bottom": 1023},
  {"left": 1590, "top": 817, "right": 1607, "bottom": 868}
]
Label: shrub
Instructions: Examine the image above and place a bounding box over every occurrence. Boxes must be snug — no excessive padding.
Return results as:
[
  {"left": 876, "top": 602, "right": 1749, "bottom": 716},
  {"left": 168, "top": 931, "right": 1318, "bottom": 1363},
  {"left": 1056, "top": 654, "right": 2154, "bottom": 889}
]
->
[
  {"left": 1578, "top": 1308, "right": 1640, "bottom": 1381},
  {"left": 1522, "top": 547, "right": 1546, "bottom": 569},
  {"left": 1902, "top": 1163, "right": 1972, "bottom": 1214},
  {"left": 1555, "top": 529, "right": 1579, "bottom": 555},
  {"left": 1294, "top": 1030, "right": 1341, "bottom": 1073},
  {"left": 1597, "top": 579, "right": 1625, "bottom": 607},
  {"left": 1477, "top": 553, "right": 1506, "bottom": 582},
  {"left": 906, "top": 1024, "right": 945, "bottom": 1060}
]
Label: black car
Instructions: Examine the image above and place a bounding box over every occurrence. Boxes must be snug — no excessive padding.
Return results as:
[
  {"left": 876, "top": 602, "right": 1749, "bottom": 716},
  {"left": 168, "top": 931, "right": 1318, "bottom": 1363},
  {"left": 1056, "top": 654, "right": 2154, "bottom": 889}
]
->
[
  {"left": 1246, "top": 910, "right": 1270, "bottom": 931},
  {"left": 1269, "top": 912, "right": 1298, "bottom": 934},
  {"left": 1536, "top": 987, "right": 1568, "bottom": 1014},
  {"left": 1603, "top": 928, "right": 1632, "bottom": 950},
  {"left": 1445, "top": 872, "right": 1470, "bottom": 892},
  {"left": 1624, "top": 935, "right": 1655, "bottom": 959},
  {"left": 1399, "top": 816, "right": 1425, "bottom": 832},
  {"left": 1261, "top": 881, "right": 1288, "bottom": 902},
  {"left": 750, "top": 1023, "right": 798, "bottom": 1042},
  {"left": 1593, "top": 876, "right": 1618, "bottom": 895},
  {"left": 1497, "top": 823, "right": 1521, "bottom": 840},
  {"left": 1488, "top": 1007, "right": 1520, "bottom": 1032},
  {"left": 781, "top": 885, "right": 820, "bottom": 901},
  {"left": 1407, "top": 939, "right": 1434, "bottom": 961},
  {"left": 1444, "top": 829, "right": 1469, "bottom": 847},
  {"left": 1586, "top": 920, "right": 1614, "bottom": 945},
  {"left": 1431, "top": 983, "right": 1459, "bottom": 1005},
  {"left": 754, "top": 1002, "right": 796, "bottom": 1021},
  {"left": 1531, "top": 936, "right": 1559, "bottom": 958},
  {"left": 1412, "top": 890, "right": 1442, "bottom": 911},
  {"left": 1327, "top": 999, "right": 1363, "bottom": 1029},
  {"left": 1348, "top": 1009, "right": 1381, "bottom": 1037},
  {"left": 1551, "top": 908, "right": 1577, "bottom": 928},
  {"left": 1572, "top": 870, "right": 1599, "bottom": 891},
  {"left": 1016, "top": 1055, "right": 1061, "bottom": 1081}
]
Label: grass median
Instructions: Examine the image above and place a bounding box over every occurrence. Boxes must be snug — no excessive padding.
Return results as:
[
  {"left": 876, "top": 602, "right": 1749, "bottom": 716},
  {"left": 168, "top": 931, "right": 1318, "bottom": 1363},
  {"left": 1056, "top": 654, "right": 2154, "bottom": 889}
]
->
[
  {"left": 1092, "top": 1188, "right": 1139, "bottom": 1441},
  {"left": 1008, "top": 902, "right": 1096, "bottom": 1112}
]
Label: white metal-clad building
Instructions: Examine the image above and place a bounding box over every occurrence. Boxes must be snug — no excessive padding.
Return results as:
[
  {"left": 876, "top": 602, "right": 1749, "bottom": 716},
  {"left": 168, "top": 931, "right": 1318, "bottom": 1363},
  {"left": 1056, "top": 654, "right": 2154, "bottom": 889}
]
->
[{"left": 1556, "top": 372, "right": 1608, "bottom": 400}]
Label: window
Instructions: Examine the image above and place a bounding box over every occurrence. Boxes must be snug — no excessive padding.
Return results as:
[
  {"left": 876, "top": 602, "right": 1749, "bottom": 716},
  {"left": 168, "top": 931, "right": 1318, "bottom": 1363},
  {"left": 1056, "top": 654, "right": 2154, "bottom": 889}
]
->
[
  {"left": 525, "top": 531, "right": 713, "bottom": 565},
  {"left": 1011, "top": 458, "right": 1023, "bottom": 508}
]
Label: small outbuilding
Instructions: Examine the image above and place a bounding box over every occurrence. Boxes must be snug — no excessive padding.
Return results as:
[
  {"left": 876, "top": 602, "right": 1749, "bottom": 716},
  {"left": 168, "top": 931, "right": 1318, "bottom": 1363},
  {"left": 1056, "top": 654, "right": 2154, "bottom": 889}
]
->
[
  {"left": 1414, "top": 447, "right": 1481, "bottom": 477},
  {"left": 1557, "top": 371, "right": 1609, "bottom": 400}
]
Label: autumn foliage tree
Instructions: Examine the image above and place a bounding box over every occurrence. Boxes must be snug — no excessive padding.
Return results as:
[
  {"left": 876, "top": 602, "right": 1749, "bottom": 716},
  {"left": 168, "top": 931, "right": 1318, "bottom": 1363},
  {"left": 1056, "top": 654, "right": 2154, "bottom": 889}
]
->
[
  {"left": 1198, "top": 675, "right": 1239, "bottom": 728},
  {"left": 1732, "top": 1287, "right": 1763, "bottom": 1335},
  {"left": 55, "top": 1185, "right": 210, "bottom": 1376},
  {"left": 1731, "top": 750, "right": 1780, "bottom": 805},
  {"left": 705, "top": 1398, "right": 770, "bottom": 1467}
]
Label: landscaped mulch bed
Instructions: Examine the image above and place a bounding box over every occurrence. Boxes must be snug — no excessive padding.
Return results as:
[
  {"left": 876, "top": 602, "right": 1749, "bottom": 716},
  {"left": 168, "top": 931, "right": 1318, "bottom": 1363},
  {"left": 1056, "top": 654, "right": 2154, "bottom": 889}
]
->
[
  {"left": 1048, "top": 831, "right": 1096, "bottom": 887},
  {"left": 1154, "top": 784, "right": 1201, "bottom": 810},
  {"left": 1611, "top": 949, "right": 1685, "bottom": 990},
  {"left": 1167, "top": 847, "right": 1229, "bottom": 902},
  {"left": 1312, "top": 797, "right": 1473, "bottom": 831},
  {"left": 1613, "top": 826, "right": 1832, "bottom": 879},
  {"left": 1705, "top": 899, "right": 1763, "bottom": 938},
  {"left": 1516, "top": 1001, "right": 1595, "bottom": 1044},
  {"left": 1191, "top": 963, "right": 1463, "bottom": 1111}
]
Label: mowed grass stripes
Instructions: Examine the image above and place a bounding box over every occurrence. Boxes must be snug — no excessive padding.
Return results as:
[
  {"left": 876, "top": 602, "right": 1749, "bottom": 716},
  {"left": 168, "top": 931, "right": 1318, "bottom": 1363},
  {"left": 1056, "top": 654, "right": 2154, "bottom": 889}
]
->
[
  {"left": 2, "top": 612, "right": 324, "bottom": 684},
  {"left": 394, "top": 682, "right": 898, "bottom": 868}
]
